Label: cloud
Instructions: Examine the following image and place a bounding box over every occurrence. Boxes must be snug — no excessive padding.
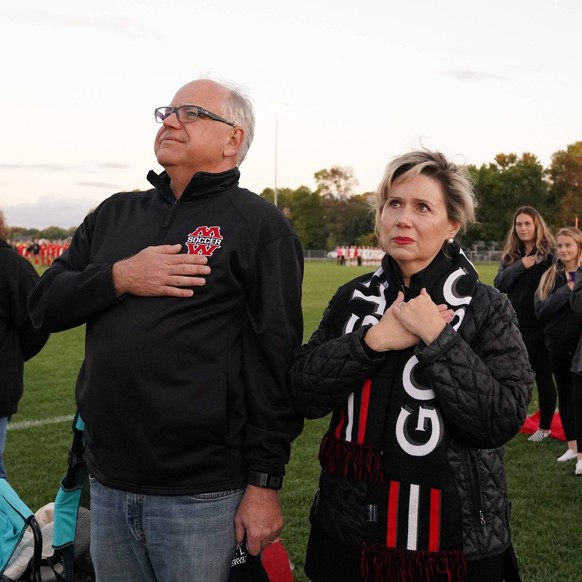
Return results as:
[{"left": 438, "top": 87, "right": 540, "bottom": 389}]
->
[
  {"left": 2, "top": 195, "right": 104, "bottom": 229},
  {"left": 76, "top": 181, "right": 123, "bottom": 189},
  {"left": 94, "top": 163, "right": 130, "bottom": 170},
  {"left": 0, "top": 162, "right": 131, "bottom": 172},
  {"left": 443, "top": 69, "right": 506, "bottom": 81},
  {"left": 4, "top": 9, "right": 166, "bottom": 40},
  {"left": 0, "top": 163, "right": 74, "bottom": 172}
]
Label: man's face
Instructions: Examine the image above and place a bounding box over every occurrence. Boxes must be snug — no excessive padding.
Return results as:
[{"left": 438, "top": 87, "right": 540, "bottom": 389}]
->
[{"left": 154, "top": 80, "right": 235, "bottom": 175}]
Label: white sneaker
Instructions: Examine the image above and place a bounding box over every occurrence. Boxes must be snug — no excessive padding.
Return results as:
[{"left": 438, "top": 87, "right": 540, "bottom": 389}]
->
[
  {"left": 575, "top": 461, "right": 582, "bottom": 476},
  {"left": 527, "top": 429, "right": 551, "bottom": 442},
  {"left": 557, "top": 449, "right": 577, "bottom": 462}
]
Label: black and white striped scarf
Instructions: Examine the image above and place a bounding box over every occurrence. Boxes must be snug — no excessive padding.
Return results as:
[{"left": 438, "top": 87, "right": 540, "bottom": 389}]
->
[{"left": 319, "top": 243, "right": 479, "bottom": 582}]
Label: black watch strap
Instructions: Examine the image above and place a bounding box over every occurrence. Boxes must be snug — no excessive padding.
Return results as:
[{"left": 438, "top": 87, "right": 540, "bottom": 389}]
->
[{"left": 248, "top": 470, "right": 283, "bottom": 490}]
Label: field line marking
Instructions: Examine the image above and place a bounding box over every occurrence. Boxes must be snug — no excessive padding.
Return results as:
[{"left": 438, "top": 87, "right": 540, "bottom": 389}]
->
[{"left": 8, "top": 414, "right": 75, "bottom": 431}]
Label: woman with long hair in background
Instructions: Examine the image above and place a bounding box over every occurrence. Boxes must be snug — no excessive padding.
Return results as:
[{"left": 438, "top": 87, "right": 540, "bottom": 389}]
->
[
  {"left": 494, "top": 206, "right": 556, "bottom": 442},
  {"left": 569, "top": 259, "right": 582, "bottom": 476},
  {"left": 535, "top": 227, "right": 582, "bottom": 465}
]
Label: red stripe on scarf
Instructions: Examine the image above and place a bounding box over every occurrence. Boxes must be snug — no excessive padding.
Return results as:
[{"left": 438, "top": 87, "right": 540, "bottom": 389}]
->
[
  {"left": 429, "top": 488, "right": 441, "bottom": 552},
  {"left": 357, "top": 379, "right": 372, "bottom": 444},
  {"left": 386, "top": 481, "right": 400, "bottom": 548},
  {"left": 335, "top": 406, "right": 346, "bottom": 440}
]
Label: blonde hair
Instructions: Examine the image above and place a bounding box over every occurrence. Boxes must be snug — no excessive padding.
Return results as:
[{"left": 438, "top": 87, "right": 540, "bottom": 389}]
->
[
  {"left": 374, "top": 149, "right": 477, "bottom": 241},
  {"left": 537, "top": 227, "right": 582, "bottom": 300},
  {"left": 500, "top": 206, "right": 555, "bottom": 265}
]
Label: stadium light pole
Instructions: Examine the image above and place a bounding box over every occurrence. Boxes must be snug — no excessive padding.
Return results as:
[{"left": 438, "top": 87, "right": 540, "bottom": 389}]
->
[
  {"left": 269, "top": 102, "right": 287, "bottom": 208},
  {"left": 274, "top": 111, "right": 279, "bottom": 208}
]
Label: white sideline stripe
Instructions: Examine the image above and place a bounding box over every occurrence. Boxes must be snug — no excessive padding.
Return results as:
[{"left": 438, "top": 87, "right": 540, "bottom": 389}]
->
[{"left": 8, "top": 414, "right": 75, "bottom": 431}]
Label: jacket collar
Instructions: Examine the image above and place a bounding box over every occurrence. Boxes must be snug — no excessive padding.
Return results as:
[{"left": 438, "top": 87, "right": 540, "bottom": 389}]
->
[
  {"left": 147, "top": 167, "right": 241, "bottom": 202},
  {"left": 381, "top": 242, "right": 478, "bottom": 298}
]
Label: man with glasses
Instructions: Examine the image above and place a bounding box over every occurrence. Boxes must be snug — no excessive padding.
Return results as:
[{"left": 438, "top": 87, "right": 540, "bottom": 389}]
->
[{"left": 29, "top": 79, "right": 304, "bottom": 581}]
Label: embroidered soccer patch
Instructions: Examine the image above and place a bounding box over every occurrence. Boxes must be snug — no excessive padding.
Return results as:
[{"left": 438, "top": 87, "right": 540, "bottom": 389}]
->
[{"left": 185, "top": 226, "right": 223, "bottom": 256}]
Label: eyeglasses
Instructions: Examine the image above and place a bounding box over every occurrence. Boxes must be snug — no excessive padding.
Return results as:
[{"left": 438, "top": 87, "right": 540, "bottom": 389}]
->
[{"left": 154, "top": 105, "right": 235, "bottom": 127}]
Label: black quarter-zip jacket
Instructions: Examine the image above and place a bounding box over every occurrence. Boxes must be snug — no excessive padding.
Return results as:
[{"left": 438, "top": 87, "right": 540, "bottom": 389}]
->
[{"left": 29, "top": 168, "right": 304, "bottom": 495}]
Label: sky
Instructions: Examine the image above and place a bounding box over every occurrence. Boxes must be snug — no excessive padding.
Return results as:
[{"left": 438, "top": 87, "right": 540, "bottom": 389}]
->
[{"left": 1, "top": 0, "right": 581, "bottom": 229}]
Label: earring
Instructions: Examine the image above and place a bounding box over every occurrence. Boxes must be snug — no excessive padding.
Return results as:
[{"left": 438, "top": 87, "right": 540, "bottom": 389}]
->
[{"left": 447, "top": 238, "right": 454, "bottom": 244}]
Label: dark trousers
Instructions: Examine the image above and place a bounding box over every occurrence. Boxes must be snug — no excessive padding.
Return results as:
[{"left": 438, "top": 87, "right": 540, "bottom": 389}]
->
[
  {"left": 549, "top": 352, "right": 576, "bottom": 441},
  {"left": 521, "top": 327, "right": 556, "bottom": 430},
  {"left": 466, "top": 544, "right": 521, "bottom": 582},
  {"left": 572, "top": 372, "right": 582, "bottom": 452}
]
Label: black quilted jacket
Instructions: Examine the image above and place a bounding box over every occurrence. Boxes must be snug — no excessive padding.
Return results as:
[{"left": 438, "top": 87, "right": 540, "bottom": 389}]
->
[{"left": 290, "top": 266, "right": 534, "bottom": 561}]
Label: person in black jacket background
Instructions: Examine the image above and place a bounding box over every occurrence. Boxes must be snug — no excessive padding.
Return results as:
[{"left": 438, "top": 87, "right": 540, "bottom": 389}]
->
[
  {"left": 569, "top": 264, "right": 582, "bottom": 475},
  {"left": 290, "top": 150, "right": 533, "bottom": 582},
  {"left": 494, "top": 206, "right": 556, "bottom": 443},
  {"left": 29, "top": 79, "right": 304, "bottom": 582},
  {"left": 0, "top": 209, "right": 49, "bottom": 479},
  {"left": 535, "top": 227, "right": 582, "bottom": 471}
]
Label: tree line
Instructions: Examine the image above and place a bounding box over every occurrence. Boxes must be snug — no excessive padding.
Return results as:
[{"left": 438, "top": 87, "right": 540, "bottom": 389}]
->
[
  {"left": 8, "top": 141, "right": 582, "bottom": 250},
  {"left": 262, "top": 141, "right": 582, "bottom": 250},
  {"left": 9, "top": 225, "right": 77, "bottom": 242}
]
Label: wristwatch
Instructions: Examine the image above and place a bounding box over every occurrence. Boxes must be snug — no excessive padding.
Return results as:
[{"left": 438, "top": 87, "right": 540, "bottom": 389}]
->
[{"left": 248, "top": 470, "right": 283, "bottom": 490}]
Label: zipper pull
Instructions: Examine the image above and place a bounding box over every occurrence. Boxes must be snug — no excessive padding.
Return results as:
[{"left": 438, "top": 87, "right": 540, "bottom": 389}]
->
[
  {"left": 312, "top": 489, "right": 320, "bottom": 515},
  {"left": 479, "top": 510, "right": 486, "bottom": 526}
]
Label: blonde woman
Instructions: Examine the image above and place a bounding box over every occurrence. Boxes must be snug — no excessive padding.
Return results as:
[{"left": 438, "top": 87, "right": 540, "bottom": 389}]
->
[
  {"left": 291, "top": 150, "right": 533, "bottom": 582},
  {"left": 569, "top": 263, "right": 582, "bottom": 475},
  {"left": 494, "top": 206, "right": 557, "bottom": 442},
  {"left": 536, "top": 227, "right": 582, "bottom": 470}
]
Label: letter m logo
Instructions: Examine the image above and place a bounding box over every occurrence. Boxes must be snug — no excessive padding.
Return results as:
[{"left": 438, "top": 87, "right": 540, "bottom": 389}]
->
[
  {"left": 185, "top": 225, "right": 224, "bottom": 256},
  {"left": 190, "top": 226, "right": 221, "bottom": 239}
]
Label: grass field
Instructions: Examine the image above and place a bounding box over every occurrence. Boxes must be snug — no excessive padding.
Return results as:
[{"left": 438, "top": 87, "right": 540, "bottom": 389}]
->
[{"left": 6, "top": 261, "right": 582, "bottom": 582}]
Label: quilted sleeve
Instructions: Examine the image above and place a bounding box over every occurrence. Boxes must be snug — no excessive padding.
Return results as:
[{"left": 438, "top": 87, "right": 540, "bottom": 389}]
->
[
  {"left": 415, "top": 285, "right": 534, "bottom": 448},
  {"left": 289, "top": 299, "right": 385, "bottom": 420}
]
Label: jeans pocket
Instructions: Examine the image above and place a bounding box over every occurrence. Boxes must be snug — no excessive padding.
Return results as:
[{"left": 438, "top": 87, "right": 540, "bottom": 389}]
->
[{"left": 190, "top": 488, "right": 244, "bottom": 501}]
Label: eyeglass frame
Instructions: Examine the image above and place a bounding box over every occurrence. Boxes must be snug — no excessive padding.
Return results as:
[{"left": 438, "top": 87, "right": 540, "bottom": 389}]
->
[{"left": 154, "top": 105, "right": 235, "bottom": 127}]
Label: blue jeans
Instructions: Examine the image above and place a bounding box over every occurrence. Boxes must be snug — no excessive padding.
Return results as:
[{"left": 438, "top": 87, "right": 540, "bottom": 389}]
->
[
  {"left": 89, "top": 477, "right": 244, "bottom": 582},
  {"left": 0, "top": 417, "right": 9, "bottom": 479}
]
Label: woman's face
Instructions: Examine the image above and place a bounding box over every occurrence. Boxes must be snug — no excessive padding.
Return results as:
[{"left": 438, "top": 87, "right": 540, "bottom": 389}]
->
[
  {"left": 556, "top": 234, "right": 579, "bottom": 267},
  {"left": 379, "top": 174, "right": 459, "bottom": 280},
  {"left": 514, "top": 213, "right": 536, "bottom": 245}
]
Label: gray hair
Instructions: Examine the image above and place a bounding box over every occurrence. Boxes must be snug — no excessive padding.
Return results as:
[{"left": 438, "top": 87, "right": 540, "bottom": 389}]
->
[
  {"left": 0, "top": 209, "right": 8, "bottom": 241},
  {"left": 221, "top": 84, "right": 255, "bottom": 166},
  {"left": 374, "top": 149, "right": 477, "bottom": 238}
]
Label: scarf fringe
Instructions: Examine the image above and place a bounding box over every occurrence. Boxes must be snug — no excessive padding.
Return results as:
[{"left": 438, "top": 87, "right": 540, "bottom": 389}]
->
[
  {"left": 361, "top": 542, "right": 467, "bottom": 582},
  {"left": 319, "top": 432, "right": 384, "bottom": 483}
]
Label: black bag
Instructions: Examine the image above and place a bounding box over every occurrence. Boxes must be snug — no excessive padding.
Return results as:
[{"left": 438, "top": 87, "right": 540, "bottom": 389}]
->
[{"left": 229, "top": 538, "right": 270, "bottom": 582}]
